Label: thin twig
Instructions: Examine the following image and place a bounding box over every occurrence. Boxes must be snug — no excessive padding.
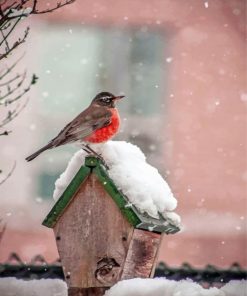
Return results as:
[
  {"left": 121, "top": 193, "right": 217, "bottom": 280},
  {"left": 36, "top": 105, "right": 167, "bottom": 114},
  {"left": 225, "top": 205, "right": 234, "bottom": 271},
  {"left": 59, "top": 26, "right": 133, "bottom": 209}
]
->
[
  {"left": 0, "top": 73, "right": 21, "bottom": 86},
  {"left": 0, "top": 17, "right": 21, "bottom": 47},
  {"left": 0, "top": 219, "right": 7, "bottom": 244},
  {"left": 0, "top": 54, "right": 24, "bottom": 80},
  {"left": 0, "top": 70, "right": 27, "bottom": 103},
  {"left": 32, "top": 0, "right": 75, "bottom": 15},
  {"left": 0, "top": 27, "right": 29, "bottom": 60},
  {"left": 0, "top": 130, "right": 11, "bottom": 136},
  {"left": 0, "top": 28, "right": 10, "bottom": 50},
  {"left": 0, "top": 161, "right": 16, "bottom": 186},
  {"left": 0, "top": 97, "right": 29, "bottom": 128},
  {"left": 0, "top": 0, "right": 75, "bottom": 60}
]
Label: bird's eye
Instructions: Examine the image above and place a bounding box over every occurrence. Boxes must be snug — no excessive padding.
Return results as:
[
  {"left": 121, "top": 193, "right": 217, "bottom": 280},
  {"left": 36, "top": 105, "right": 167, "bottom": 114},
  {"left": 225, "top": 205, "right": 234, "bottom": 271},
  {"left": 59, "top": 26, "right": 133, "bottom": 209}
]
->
[{"left": 101, "top": 96, "right": 111, "bottom": 103}]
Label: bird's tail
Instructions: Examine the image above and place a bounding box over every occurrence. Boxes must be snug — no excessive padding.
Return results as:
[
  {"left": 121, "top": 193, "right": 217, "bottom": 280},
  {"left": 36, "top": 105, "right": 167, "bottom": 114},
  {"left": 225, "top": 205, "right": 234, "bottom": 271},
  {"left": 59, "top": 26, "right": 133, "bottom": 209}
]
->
[{"left": 26, "top": 143, "right": 52, "bottom": 162}]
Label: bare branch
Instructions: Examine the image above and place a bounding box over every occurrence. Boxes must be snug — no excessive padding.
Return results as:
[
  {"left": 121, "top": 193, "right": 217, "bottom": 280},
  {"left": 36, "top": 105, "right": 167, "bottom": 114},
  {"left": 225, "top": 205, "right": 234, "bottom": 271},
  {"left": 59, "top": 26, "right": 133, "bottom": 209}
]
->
[
  {"left": 0, "top": 17, "right": 22, "bottom": 48},
  {"left": 0, "top": 0, "right": 75, "bottom": 59},
  {"left": 0, "top": 130, "right": 11, "bottom": 136},
  {"left": 0, "top": 54, "right": 24, "bottom": 80},
  {"left": 0, "top": 0, "right": 74, "bottom": 185},
  {"left": 0, "top": 73, "right": 21, "bottom": 86},
  {"left": 32, "top": 0, "right": 37, "bottom": 12},
  {"left": 0, "top": 27, "right": 10, "bottom": 50},
  {"left": 32, "top": 0, "right": 75, "bottom": 15},
  {"left": 0, "top": 161, "right": 16, "bottom": 186},
  {"left": 0, "top": 67, "right": 37, "bottom": 130},
  {"left": 0, "top": 97, "right": 29, "bottom": 128},
  {"left": 0, "top": 70, "right": 27, "bottom": 103},
  {"left": 0, "top": 219, "right": 7, "bottom": 244},
  {"left": 3, "top": 73, "right": 37, "bottom": 103},
  {"left": 0, "top": 26, "right": 29, "bottom": 61}
]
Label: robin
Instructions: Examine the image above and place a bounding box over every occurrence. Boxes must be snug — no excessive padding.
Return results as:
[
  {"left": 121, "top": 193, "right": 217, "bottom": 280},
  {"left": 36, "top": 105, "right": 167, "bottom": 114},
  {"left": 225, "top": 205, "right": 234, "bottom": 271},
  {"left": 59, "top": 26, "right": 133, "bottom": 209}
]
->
[{"left": 26, "top": 92, "right": 125, "bottom": 162}]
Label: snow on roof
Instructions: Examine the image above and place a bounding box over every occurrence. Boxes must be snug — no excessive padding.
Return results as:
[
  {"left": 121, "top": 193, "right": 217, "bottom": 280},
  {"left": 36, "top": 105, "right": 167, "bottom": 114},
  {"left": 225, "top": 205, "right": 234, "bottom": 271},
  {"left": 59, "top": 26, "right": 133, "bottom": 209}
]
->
[{"left": 53, "top": 141, "right": 181, "bottom": 225}]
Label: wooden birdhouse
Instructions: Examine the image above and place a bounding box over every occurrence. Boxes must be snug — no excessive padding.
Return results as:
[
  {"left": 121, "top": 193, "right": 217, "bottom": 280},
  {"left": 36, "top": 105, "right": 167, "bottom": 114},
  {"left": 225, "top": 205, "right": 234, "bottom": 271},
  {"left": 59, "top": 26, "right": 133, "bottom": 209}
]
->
[{"left": 42, "top": 156, "right": 180, "bottom": 296}]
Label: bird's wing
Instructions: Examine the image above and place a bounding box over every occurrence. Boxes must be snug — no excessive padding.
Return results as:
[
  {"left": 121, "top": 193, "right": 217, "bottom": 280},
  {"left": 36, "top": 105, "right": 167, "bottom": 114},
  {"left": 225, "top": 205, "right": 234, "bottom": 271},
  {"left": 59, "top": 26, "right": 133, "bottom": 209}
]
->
[{"left": 51, "top": 106, "right": 112, "bottom": 147}]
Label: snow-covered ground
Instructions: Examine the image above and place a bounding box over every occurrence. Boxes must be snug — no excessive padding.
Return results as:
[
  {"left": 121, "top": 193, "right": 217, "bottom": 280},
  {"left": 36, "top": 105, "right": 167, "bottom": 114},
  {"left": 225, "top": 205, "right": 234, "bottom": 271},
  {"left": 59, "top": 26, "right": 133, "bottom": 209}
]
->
[
  {"left": 0, "top": 278, "right": 67, "bottom": 296},
  {"left": 0, "top": 278, "right": 246, "bottom": 296},
  {"left": 105, "top": 278, "right": 247, "bottom": 296},
  {"left": 53, "top": 141, "right": 181, "bottom": 225}
]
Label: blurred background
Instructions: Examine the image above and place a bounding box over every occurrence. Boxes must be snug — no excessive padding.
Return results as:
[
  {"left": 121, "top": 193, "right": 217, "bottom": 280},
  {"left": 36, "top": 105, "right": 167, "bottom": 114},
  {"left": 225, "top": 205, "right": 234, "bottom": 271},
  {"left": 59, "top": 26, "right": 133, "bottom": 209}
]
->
[{"left": 0, "top": 0, "right": 246, "bottom": 268}]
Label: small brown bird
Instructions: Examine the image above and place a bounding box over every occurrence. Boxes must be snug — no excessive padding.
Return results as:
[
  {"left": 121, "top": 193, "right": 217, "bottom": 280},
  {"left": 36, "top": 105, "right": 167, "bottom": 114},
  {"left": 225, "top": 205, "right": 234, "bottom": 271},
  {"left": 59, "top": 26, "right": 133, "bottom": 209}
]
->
[{"left": 26, "top": 92, "right": 124, "bottom": 162}]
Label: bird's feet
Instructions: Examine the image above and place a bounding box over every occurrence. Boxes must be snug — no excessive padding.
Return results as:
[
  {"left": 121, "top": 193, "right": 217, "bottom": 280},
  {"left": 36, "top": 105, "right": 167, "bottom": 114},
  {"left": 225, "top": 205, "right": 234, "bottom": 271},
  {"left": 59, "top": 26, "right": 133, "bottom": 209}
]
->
[{"left": 83, "top": 145, "right": 109, "bottom": 170}]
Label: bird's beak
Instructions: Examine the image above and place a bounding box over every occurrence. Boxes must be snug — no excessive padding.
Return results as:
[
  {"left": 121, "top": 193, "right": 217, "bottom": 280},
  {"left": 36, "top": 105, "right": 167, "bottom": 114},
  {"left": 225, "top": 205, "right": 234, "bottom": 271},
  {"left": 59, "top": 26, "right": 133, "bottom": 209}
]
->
[{"left": 113, "top": 95, "right": 125, "bottom": 101}]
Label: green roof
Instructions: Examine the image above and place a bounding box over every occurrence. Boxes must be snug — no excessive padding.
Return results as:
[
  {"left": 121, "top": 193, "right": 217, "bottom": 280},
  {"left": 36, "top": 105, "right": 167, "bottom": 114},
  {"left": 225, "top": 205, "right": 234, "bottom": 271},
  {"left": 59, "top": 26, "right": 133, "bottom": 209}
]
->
[{"left": 42, "top": 156, "right": 180, "bottom": 234}]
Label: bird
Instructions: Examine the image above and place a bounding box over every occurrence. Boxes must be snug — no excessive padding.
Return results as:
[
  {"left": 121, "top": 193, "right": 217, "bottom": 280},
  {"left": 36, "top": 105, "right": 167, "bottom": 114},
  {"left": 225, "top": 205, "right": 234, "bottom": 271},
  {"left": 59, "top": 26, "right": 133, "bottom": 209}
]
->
[{"left": 26, "top": 92, "right": 125, "bottom": 162}]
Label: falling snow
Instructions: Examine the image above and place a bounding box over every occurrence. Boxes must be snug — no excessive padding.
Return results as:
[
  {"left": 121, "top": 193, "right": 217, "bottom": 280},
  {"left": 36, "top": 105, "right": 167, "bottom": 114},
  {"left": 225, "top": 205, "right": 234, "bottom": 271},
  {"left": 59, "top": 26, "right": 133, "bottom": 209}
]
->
[
  {"left": 166, "top": 57, "right": 173, "bottom": 63},
  {"left": 240, "top": 93, "right": 247, "bottom": 102}
]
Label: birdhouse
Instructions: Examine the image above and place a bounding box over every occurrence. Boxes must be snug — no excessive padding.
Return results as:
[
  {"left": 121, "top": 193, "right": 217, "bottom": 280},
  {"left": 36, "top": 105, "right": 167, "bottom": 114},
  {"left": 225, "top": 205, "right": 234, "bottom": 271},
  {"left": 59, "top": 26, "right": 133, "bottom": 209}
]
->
[{"left": 42, "top": 156, "right": 180, "bottom": 295}]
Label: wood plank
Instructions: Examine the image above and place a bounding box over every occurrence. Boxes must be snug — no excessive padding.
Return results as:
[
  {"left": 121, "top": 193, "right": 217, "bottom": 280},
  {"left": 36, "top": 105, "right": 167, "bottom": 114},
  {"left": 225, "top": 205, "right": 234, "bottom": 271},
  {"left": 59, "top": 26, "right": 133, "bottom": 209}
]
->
[
  {"left": 68, "top": 287, "right": 108, "bottom": 296},
  {"left": 121, "top": 229, "right": 161, "bottom": 279},
  {"left": 43, "top": 166, "right": 91, "bottom": 228},
  {"left": 54, "top": 172, "right": 134, "bottom": 288},
  {"left": 150, "top": 233, "right": 164, "bottom": 278}
]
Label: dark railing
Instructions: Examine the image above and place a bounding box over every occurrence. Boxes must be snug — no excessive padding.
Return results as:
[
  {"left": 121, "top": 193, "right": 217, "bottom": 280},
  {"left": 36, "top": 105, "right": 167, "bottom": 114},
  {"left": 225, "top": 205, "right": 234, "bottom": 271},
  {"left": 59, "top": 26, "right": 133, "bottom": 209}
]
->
[
  {"left": 0, "top": 253, "right": 246, "bottom": 286},
  {"left": 0, "top": 253, "right": 63, "bottom": 280},
  {"left": 154, "top": 262, "right": 247, "bottom": 287}
]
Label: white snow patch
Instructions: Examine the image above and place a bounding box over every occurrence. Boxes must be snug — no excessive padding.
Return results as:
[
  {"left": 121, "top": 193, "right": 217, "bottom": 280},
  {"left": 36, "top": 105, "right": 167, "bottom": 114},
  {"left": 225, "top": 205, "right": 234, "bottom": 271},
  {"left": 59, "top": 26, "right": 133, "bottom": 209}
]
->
[
  {"left": 221, "top": 280, "right": 247, "bottom": 296},
  {"left": 53, "top": 141, "right": 179, "bottom": 222},
  {"left": 104, "top": 278, "right": 247, "bottom": 296},
  {"left": 7, "top": 7, "right": 32, "bottom": 17},
  {"left": 0, "top": 278, "right": 245, "bottom": 296},
  {"left": 163, "top": 212, "right": 181, "bottom": 226},
  {"left": 0, "top": 278, "right": 67, "bottom": 296}
]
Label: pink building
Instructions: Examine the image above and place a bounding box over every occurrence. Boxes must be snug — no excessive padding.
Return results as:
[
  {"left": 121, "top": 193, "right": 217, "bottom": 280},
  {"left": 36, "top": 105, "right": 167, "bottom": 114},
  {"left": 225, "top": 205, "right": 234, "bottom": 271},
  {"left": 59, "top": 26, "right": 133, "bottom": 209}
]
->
[{"left": 0, "top": 0, "right": 246, "bottom": 268}]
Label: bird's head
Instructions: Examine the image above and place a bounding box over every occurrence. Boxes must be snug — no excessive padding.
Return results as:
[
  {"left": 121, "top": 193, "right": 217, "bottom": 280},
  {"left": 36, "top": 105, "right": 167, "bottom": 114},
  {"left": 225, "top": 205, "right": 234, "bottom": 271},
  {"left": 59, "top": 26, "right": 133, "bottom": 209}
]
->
[{"left": 92, "top": 92, "right": 125, "bottom": 108}]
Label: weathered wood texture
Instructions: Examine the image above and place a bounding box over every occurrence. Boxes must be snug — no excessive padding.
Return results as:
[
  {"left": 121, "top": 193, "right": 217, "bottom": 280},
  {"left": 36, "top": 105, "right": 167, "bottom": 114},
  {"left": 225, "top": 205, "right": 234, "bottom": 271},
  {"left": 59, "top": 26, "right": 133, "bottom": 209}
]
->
[
  {"left": 54, "top": 173, "right": 134, "bottom": 288},
  {"left": 150, "top": 233, "right": 164, "bottom": 278},
  {"left": 121, "top": 229, "right": 161, "bottom": 280},
  {"left": 68, "top": 287, "right": 108, "bottom": 296}
]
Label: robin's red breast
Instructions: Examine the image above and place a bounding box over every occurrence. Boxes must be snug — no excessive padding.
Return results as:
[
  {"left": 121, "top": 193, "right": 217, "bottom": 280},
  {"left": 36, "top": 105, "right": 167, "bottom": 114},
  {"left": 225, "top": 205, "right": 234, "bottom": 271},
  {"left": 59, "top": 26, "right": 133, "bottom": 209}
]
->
[
  {"left": 26, "top": 92, "right": 124, "bottom": 162},
  {"left": 84, "top": 108, "right": 120, "bottom": 143}
]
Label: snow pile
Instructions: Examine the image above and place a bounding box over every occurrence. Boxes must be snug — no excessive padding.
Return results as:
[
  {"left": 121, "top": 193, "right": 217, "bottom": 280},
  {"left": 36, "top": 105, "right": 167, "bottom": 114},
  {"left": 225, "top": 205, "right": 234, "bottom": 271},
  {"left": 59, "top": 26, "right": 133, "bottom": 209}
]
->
[
  {"left": 0, "top": 278, "right": 245, "bottom": 296},
  {"left": 0, "top": 278, "right": 67, "bottom": 296},
  {"left": 53, "top": 141, "right": 180, "bottom": 224},
  {"left": 221, "top": 280, "right": 247, "bottom": 296},
  {"left": 104, "top": 278, "right": 247, "bottom": 296}
]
